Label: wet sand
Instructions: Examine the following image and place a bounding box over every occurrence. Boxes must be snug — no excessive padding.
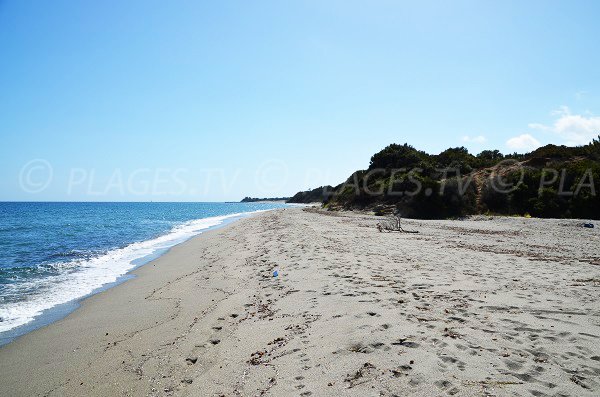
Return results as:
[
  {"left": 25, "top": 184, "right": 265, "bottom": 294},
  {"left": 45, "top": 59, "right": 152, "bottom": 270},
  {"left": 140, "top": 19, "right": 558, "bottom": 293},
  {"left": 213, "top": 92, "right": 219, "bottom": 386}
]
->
[{"left": 0, "top": 207, "right": 599, "bottom": 396}]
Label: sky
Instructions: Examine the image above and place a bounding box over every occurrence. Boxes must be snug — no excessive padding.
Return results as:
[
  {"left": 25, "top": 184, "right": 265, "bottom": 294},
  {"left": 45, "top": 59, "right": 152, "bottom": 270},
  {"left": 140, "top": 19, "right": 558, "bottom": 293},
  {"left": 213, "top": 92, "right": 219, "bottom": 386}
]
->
[{"left": 1, "top": 0, "right": 599, "bottom": 201}]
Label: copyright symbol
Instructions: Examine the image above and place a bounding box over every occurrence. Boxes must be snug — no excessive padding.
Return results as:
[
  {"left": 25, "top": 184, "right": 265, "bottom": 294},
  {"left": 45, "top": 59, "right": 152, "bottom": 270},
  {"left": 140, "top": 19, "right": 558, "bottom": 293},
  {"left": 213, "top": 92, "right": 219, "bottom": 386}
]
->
[
  {"left": 255, "top": 159, "right": 288, "bottom": 193},
  {"left": 19, "top": 159, "right": 53, "bottom": 193},
  {"left": 489, "top": 159, "right": 523, "bottom": 194}
]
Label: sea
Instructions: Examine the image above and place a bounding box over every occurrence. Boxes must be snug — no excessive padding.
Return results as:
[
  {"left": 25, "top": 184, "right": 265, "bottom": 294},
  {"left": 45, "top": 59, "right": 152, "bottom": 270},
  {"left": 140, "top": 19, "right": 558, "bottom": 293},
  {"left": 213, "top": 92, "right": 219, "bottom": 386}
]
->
[{"left": 0, "top": 201, "right": 287, "bottom": 345}]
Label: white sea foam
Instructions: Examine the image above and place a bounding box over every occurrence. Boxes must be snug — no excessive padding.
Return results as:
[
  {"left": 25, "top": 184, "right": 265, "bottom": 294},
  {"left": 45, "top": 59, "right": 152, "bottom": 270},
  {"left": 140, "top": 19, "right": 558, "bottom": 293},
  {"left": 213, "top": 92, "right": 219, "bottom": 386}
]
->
[{"left": 0, "top": 211, "right": 258, "bottom": 333}]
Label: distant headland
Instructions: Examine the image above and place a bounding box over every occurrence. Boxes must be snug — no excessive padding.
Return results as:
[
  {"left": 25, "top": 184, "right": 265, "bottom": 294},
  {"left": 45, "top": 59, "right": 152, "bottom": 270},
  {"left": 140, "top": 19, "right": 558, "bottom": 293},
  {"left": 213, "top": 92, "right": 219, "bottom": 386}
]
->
[{"left": 240, "top": 197, "right": 291, "bottom": 203}]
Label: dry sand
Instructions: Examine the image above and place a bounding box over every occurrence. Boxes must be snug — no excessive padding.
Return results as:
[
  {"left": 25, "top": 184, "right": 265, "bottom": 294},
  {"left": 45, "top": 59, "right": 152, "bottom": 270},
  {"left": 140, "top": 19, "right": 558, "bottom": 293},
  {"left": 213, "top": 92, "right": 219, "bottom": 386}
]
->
[{"left": 0, "top": 207, "right": 599, "bottom": 396}]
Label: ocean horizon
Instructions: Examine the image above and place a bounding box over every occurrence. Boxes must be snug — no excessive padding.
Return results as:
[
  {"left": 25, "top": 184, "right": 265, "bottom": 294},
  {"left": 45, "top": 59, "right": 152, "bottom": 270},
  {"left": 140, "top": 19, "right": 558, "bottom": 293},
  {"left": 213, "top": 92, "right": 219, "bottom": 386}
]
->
[{"left": 0, "top": 201, "right": 287, "bottom": 344}]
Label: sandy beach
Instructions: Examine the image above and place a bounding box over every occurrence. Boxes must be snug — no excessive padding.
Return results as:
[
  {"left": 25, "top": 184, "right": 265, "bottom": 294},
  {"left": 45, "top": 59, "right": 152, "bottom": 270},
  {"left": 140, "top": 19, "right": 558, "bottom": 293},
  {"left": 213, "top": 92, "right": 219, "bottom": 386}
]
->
[{"left": 0, "top": 207, "right": 599, "bottom": 396}]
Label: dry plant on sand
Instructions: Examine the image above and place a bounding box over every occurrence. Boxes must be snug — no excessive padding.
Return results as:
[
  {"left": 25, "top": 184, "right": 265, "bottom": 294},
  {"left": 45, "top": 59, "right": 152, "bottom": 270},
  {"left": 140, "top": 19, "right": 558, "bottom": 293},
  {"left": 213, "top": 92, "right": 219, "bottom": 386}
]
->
[{"left": 376, "top": 214, "right": 419, "bottom": 233}]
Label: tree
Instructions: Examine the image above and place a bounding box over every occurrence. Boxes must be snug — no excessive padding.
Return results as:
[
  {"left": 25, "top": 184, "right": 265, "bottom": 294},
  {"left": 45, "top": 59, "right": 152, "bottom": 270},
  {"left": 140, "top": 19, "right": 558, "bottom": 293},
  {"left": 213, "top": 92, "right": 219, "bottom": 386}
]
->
[
  {"left": 369, "top": 143, "right": 428, "bottom": 170},
  {"left": 436, "top": 147, "right": 475, "bottom": 174},
  {"left": 477, "top": 150, "right": 504, "bottom": 161}
]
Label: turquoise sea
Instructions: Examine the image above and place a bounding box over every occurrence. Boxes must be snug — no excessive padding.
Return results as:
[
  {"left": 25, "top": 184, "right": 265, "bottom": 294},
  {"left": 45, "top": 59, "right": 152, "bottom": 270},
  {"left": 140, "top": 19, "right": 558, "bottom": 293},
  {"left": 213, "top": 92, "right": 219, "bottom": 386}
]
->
[{"left": 0, "top": 202, "right": 287, "bottom": 344}]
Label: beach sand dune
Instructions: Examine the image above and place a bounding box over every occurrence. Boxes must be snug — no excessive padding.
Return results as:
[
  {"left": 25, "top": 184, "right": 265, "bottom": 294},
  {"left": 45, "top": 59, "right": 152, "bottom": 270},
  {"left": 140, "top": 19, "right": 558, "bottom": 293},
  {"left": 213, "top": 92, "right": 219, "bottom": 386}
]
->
[{"left": 1, "top": 208, "right": 599, "bottom": 396}]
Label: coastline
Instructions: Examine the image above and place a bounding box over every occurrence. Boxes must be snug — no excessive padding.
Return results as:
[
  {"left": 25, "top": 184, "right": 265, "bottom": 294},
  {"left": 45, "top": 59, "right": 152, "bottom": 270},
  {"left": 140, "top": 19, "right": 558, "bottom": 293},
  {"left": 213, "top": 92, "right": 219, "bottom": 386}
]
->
[
  {"left": 0, "top": 208, "right": 273, "bottom": 346},
  {"left": 0, "top": 208, "right": 599, "bottom": 396}
]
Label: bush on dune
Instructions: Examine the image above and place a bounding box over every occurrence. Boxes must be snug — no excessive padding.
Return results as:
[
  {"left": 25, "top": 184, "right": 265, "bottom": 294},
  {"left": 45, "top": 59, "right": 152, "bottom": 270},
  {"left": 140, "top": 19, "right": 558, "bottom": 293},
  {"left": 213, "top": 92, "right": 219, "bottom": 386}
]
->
[{"left": 290, "top": 137, "right": 600, "bottom": 220}]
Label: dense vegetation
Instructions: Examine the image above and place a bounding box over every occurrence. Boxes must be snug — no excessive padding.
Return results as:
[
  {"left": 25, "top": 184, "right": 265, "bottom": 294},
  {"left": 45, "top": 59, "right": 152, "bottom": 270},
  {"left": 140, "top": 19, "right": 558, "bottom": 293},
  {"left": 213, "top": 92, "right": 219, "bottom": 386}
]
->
[
  {"left": 288, "top": 137, "right": 600, "bottom": 220},
  {"left": 287, "top": 186, "right": 334, "bottom": 204}
]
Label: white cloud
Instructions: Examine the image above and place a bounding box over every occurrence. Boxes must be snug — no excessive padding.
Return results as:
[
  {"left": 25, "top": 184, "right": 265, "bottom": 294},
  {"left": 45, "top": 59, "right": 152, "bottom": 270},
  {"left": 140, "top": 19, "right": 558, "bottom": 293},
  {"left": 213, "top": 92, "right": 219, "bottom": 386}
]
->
[
  {"left": 506, "top": 134, "right": 541, "bottom": 151},
  {"left": 461, "top": 135, "right": 486, "bottom": 144},
  {"left": 528, "top": 106, "right": 600, "bottom": 145}
]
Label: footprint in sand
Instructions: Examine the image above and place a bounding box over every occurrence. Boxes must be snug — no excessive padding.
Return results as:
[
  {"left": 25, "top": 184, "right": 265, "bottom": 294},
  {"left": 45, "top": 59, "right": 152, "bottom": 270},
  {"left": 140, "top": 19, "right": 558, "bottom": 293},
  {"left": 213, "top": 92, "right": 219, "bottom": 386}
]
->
[{"left": 348, "top": 342, "right": 374, "bottom": 354}]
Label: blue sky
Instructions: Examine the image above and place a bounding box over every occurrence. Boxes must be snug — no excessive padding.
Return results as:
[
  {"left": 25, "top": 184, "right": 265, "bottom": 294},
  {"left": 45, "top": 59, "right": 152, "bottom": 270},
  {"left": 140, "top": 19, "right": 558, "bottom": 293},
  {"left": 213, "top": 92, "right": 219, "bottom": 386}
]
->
[{"left": 1, "top": 0, "right": 599, "bottom": 201}]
